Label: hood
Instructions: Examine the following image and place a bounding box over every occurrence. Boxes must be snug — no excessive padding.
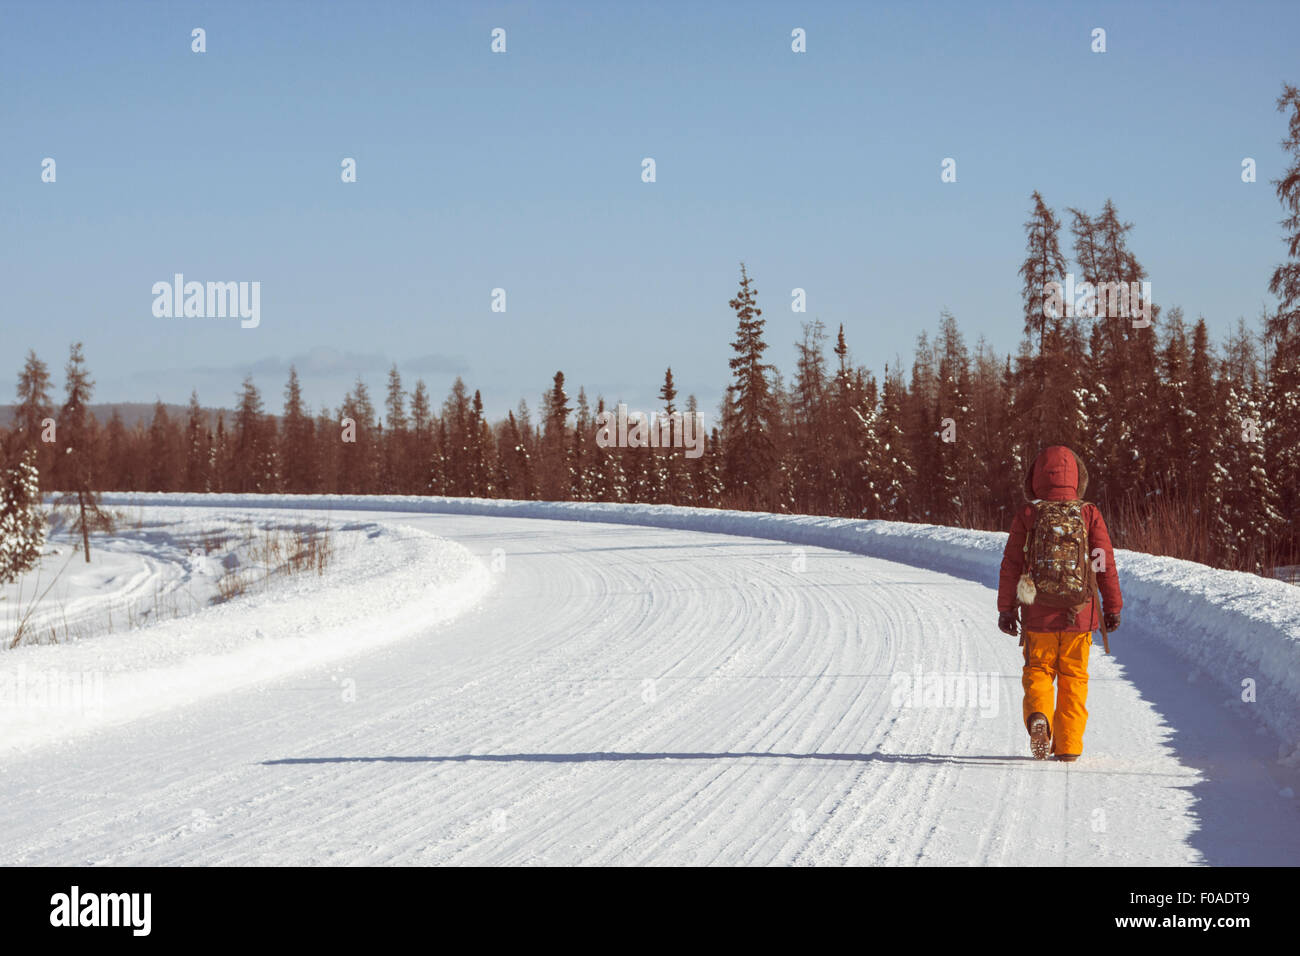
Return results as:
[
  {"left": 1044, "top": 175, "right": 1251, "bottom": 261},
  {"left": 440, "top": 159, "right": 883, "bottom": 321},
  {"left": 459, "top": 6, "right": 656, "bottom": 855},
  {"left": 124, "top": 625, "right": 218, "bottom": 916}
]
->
[{"left": 1023, "top": 445, "right": 1089, "bottom": 501}]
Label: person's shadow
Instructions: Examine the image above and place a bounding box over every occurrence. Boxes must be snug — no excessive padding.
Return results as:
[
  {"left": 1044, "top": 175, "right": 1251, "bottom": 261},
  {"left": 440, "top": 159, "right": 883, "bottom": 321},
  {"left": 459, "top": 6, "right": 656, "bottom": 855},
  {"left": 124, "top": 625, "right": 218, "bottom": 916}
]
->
[{"left": 262, "top": 750, "right": 1174, "bottom": 773}]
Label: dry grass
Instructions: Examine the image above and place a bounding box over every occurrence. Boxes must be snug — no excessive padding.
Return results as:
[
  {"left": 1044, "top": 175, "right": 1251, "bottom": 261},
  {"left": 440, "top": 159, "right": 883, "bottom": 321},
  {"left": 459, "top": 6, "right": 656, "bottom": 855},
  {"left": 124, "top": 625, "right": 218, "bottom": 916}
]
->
[
  {"left": 211, "top": 523, "right": 335, "bottom": 604},
  {"left": 5, "top": 521, "right": 335, "bottom": 648},
  {"left": 108, "top": 507, "right": 147, "bottom": 530},
  {"left": 9, "top": 572, "right": 205, "bottom": 649},
  {"left": 1109, "top": 491, "right": 1282, "bottom": 576},
  {"left": 215, "top": 570, "right": 255, "bottom": 603},
  {"left": 200, "top": 529, "right": 233, "bottom": 553}
]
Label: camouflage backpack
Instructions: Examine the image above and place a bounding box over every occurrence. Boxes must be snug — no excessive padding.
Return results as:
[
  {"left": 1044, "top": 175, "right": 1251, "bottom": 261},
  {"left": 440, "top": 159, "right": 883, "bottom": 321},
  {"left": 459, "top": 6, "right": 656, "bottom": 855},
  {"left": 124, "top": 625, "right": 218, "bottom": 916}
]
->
[{"left": 1016, "top": 499, "right": 1092, "bottom": 612}]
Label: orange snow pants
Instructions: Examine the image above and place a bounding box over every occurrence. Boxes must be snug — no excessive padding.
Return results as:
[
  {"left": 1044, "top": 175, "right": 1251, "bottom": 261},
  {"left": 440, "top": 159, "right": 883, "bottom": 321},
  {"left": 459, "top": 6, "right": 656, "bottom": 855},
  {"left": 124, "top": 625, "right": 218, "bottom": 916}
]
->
[{"left": 1021, "top": 630, "right": 1092, "bottom": 756}]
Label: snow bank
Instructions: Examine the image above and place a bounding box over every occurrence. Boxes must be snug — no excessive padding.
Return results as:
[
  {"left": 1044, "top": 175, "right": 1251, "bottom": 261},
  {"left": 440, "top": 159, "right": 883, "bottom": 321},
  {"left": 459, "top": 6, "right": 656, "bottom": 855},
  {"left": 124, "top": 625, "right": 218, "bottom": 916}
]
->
[
  {"left": 95, "top": 493, "right": 1300, "bottom": 749},
  {"left": 1, "top": 509, "right": 489, "bottom": 755}
]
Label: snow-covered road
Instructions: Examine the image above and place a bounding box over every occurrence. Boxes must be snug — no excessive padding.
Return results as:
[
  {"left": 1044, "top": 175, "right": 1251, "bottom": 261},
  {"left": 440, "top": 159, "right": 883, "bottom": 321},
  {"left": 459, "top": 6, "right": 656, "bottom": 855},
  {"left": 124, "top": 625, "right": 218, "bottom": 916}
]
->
[{"left": 1, "top": 508, "right": 1296, "bottom": 865}]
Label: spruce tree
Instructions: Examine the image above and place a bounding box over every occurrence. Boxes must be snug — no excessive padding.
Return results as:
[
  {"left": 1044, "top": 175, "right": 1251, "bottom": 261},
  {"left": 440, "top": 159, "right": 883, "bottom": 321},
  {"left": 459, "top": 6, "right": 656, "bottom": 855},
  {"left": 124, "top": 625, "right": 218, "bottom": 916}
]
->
[
  {"left": 1265, "top": 83, "right": 1300, "bottom": 560},
  {"left": 409, "top": 380, "right": 433, "bottom": 495},
  {"left": 0, "top": 449, "right": 46, "bottom": 584},
  {"left": 830, "top": 325, "right": 882, "bottom": 517},
  {"left": 211, "top": 413, "right": 230, "bottom": 493},
  {"left": 100, "top": 409, "right": 130, "bottom": 491},
  {"left": 934, "top": 312, "right": 978, "bottom": 525},
  {"left": 1019, "top": 191, "right": 1068, "bottom": 351},
  {"left": 184, "top": 391, "right": 211, "bottom": 492},
  {"left": 792, "top": 321, "right": 834, "bottom": 513},
  {"left": 655, "top": 370, "right": 678, "bottom": 504},
  {"left": 573, "top": 386, "right": 594, "bottom": 501},
  {"left": 146, "top": 400, "right": 179, "bottom": 492},
  {"left": 541, "top": 372, "right": 571, "bottom": 500},
  {"left": 724, "top": 263, "right": 776, "bottom": 506},
  {"left": 55, "top": 343, "right": 110, "bottom": 561},
  {"left": 876, "top": 365, "right": 915, "bottom": 519},
  {"left": 468, "top": 389, "right": 493, "bottom": 497},
  {"left": 1156, "top": 307, "right": 1193, "bottom": 498},
  {"left": 1185, "top": 318, "right": 1219, "bottom": 504},
  {"left": 232, "top": 377, "right": 268, "bottom": 494},
  {"left": 441, "top": 378, "right": 473, "bottom": 495},
  {"left": 1218, "top": 320, "right": 1282, "bottom": 568},
  {"left": 382, "top": 365, "right": 408, "bottom": 494},
  {"left": 908, "top": 332, "right": 939, "bottom": 520},
  {"left": 281, "top": 367, "right": 315, "bottom": 494},
  {"left": 313, "top": 406, "right": 339, "bottom": 495},
  {"left": 13, "top": 350, "right": 54, "bottom": 480}
]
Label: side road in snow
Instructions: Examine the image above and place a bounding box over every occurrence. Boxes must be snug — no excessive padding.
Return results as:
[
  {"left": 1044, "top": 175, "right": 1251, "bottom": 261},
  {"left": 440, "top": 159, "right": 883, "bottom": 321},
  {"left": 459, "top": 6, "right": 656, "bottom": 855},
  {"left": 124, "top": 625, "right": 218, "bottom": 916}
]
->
[
  {"left": 1, "top": 509, "right": 489, "bottom": 754},
  {"left": 97, "top": 493, "right": 1300, "bottom": 756}
]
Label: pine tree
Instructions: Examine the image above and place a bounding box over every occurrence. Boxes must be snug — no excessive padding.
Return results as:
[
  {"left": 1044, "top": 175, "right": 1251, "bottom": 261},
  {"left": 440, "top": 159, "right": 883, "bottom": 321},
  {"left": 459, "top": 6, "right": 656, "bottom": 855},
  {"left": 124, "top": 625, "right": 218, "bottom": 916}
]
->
[
  {"left": 1155, "top": 306, "right": 1193, "bottom": 499},
  {"left": 430, "top": 418, "right": 450, "bottom": 496},
  {"left": 409, "top": 380, "right": 433, "bottom": 495},
  {"left": 499, "top": 410, "right": 536, "bottom": 499},
  {"left": 232, "top": 377, "right": 268, "bottom": 494},
  {"left": 382, "top": 365, "right": 408, "bottom": 494},
  {"left": 655, "top": 370, "right": 679, "bottom": 503},
  {"left": 468, "top": 389, "right": 494, "bottom": 497},
  {"left": 876, "top": 365, "right": 915, "bottom": 519},
  {"left": 1265, "top": 83, "right": 1300, "bottom": 560},
  {"left": 314, "top": 406, "right": 339, "bottom": 495},
  {"left": 834, "top": 336, "right": 884, "bottom": 520},
  {"left": 968, "top": 342, "right": 1017, "bottom": 528},
  {"left": 823, "top": 328, "right": 883, "bottom": 518},
  {"left": 55, "top": 343, "right": 110, "bottom": 561},
  {"left": 440, "top": 378, "right": 471, "bottom": 496},
  {"left": 281, "top": 367, "right": 315, "bottom": 494},
  {"left": 184, "top": 391, "right": 211, "bottom": 492},
  {"left": 339, "top": 378, "right": 379, "bottom": 494},
  {"left": 724, "top": 263, "right": 777, "bottom": 506},
  {"left": 12, "top": 350, "right": 54, "bottom": 479},
  {"left": 829, "top": 325, "right": 861, "bottom": 515},
  {"left": 1217, "top": 320, "right": 1283, "bottom": 568},
  {"left": 680, "top": 394, "right": 705, "bottom": 505},
  {"left": 792, "top": 320, "right": 834, "bottom": 514},
  {"left": 0, "top": 449, "right": 46, "bottom": 584},
  {"left": 572, "top": 386, "right": 594, "bottom": 501},
  {"left": 592, "top": 396, "right": 628, "bottom": 502},
  {"left": 933, "top": 312, "right": 978, "bottom": 525},
  {"left": 146, "top": 400, "right": 180, "bottom": 492},
  {"left": 854, "top": 371, "right": 884, "bottom": 517},
  {"left": 908, "top": 332, "right": 939, "bottom": 520},
  {"left": 1019, "top": 191, "right": 1068, "bottom": 351},
  {"left": 767, "top": 367, "right": 797, "bottom": 513},
  {"left": 211, "top": 413, "right": 230, "bottom": 493},
  {"left": 541, "top": 372, "right": 571, "bottom": 500},
  {"left": 100, "top": 409, "right": 131, "bottom": 491},
  {"left": 1068, "top": 200, "right": 1155, "bottom": 505},
  {"left": 1186, "top": 318, "right": 1219, "bottom": 504}
]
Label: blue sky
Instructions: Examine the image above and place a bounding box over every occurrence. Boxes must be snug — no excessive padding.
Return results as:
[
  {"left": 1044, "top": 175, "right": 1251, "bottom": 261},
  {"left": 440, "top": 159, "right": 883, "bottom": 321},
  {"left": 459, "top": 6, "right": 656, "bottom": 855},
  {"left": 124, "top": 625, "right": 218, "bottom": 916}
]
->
[{"left": 2, "top": 0, "right": 1297, "bottom": 421}]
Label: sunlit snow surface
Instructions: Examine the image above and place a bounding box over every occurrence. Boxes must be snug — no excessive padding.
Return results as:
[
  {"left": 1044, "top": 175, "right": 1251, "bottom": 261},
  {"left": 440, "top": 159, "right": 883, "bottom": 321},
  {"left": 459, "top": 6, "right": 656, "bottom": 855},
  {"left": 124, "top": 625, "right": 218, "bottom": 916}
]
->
[{"left": 0, "top": 494, "right": 1294, "bottom": 866}]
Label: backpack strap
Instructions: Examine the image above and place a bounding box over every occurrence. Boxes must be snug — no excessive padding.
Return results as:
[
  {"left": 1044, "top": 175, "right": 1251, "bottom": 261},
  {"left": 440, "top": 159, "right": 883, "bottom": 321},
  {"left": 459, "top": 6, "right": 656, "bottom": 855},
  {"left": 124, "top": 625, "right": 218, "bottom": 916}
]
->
[{"left": 1021, "top": 500, "right": 1040, "bottom": 559}]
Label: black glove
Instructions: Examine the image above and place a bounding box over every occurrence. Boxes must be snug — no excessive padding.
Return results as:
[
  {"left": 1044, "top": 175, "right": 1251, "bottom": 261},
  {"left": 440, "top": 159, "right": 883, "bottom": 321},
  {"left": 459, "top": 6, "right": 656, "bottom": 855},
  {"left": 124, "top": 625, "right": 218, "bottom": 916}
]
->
[
  {"left": 1104, "top": 611, "right": 1121, "bottom": 633},
  {"left": 998, "top": 610, "right": 1018, "bottom": 636}
]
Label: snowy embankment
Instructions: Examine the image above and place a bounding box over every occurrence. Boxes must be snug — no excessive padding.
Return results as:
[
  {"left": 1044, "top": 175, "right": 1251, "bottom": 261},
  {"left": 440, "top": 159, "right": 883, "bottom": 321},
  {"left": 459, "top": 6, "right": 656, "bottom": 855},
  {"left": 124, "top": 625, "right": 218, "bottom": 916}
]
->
[
  {"left": 99, "top": 493, "right": 1300, "bottom": 752},
  {"left": 2, "top": 506, "right": 489, "bottom": 754}
]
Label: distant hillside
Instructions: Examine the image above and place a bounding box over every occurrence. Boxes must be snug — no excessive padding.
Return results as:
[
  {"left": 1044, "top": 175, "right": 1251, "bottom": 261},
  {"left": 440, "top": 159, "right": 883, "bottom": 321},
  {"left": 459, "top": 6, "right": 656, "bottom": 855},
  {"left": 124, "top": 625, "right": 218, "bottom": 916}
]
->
[{"left": 0, "top": 402, "right": 232, "bottom": 431}]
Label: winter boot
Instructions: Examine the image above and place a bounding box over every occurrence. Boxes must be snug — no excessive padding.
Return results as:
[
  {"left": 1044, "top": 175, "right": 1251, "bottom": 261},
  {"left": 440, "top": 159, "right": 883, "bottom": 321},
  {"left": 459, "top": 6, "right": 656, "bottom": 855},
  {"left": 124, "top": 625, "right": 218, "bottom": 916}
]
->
[{"left": 1027, "top": 712, "right": 1051, "bottom": 760}]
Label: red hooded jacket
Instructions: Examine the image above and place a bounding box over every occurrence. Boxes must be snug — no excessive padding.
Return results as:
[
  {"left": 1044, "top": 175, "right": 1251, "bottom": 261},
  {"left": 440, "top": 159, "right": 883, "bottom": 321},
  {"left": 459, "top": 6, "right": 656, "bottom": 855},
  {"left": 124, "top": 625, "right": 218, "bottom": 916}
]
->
[{"left": 997, "top": 446, "right": 1122, "bottom": 632}]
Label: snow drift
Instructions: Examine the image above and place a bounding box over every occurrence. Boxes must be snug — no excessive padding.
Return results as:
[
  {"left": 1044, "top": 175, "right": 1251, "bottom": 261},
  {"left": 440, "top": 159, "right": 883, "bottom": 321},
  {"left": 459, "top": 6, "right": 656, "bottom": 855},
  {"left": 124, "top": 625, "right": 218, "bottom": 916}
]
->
[{"left": 95, "top": 493, "right": 1300, "bottom": 751}]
